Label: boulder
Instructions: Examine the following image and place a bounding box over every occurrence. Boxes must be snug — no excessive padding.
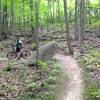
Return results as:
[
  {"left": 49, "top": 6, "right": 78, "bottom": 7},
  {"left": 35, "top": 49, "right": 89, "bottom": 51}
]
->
[{"left": 25, "top": 41, "right": 60, "bottom": 65}]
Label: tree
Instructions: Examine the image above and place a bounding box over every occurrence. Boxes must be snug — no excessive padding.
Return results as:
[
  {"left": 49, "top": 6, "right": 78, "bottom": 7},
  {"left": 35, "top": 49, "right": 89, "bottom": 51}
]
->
[
  {"left": 29, "top": 0, "right": 35, "bottom": 33},
  {"left": 11, "top": 0, "right": 15, "bottom": 31},
  {"left": 3, "top": 0, "right": 8, "bottom": 33},
  {"left": 22, "top": 0, "right": 25, "bottom": 29},
  {"left": 74, "top": 0, "right": 78, "bottom": 40},
  {"left": 63, "top": 0, "right": 74, "bottom": 55},
  {"left": 57, "top": 0, "right": 60, "bottom": 21},
  {"left": 77, "top": 0, "right": 85, "bottom": 53},
  {"left": 87, "top": 0, "right": 91, "bottom": 24},
  {"left": 0, "top": 0, "right": 2, "bottom": 33},
  {"left": 35, "top": 0, "right": 39, "bottom": 67}
]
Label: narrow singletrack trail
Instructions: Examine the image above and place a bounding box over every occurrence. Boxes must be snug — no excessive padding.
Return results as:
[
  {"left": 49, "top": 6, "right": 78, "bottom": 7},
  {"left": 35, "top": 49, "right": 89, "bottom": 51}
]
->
[{"left": 54, "top": 54, "right": 84, "bottom": 100}]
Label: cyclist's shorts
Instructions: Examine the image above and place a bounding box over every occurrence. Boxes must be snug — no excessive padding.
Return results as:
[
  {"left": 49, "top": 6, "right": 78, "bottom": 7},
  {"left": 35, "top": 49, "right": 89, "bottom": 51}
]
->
[{"left": 16, "top": 48, "right": 20, "bottom": 52}]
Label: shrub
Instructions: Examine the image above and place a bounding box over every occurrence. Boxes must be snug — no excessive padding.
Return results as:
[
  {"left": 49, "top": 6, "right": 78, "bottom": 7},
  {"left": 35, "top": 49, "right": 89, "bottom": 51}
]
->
[
  {"left": 80, "top": 49, "right": 100, "bottom": 100},
  {"left": 35, "top": 91, "right": 55, "bottom": 100},
  {"left": 84, "top": 84, "right": 100, "bottom": 100},
  {"left": 46, "top": 76, "right": 57, "bottom": 84},
  {"left": 32, "top": 42, "right": 37, "bottom": 49},
  {"left": 37, "top": 60, "right": 47, "bottom": 70},
  {"left": 4, "top": 63, "right": 13, "bottom": 71},
  {"left": 20, "top": 92, "right": 33, "bottom": 100}
]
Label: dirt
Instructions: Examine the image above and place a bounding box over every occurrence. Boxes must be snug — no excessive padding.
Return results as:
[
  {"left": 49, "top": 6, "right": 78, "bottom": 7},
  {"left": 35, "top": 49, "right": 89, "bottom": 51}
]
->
[{"left": 54, "top": 54, "right": 84, "bottom": 100}]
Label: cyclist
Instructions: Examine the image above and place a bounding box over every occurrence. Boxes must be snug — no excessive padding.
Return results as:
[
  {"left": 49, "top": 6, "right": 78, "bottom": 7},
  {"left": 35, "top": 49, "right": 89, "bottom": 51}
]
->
[{"left": 15, "top": 37, "right": 23, "bottom": 53}]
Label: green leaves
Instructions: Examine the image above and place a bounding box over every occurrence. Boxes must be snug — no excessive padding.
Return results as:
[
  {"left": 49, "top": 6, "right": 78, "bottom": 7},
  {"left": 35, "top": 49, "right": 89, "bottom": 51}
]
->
[
  {"left": 84, "top": 84, "right": 100, "bottom": 100},
  {"left": 82, "top": 49, "right": 100, "bottom": 70},
  {"left": 80, "top": 49, "right": 100, "bottom": 100},
  {"left": 3, "top": 62, "right": 13, "bottom": 72},
  {"left": 37, "top": 60, "right": 47, "bottom": 70}
]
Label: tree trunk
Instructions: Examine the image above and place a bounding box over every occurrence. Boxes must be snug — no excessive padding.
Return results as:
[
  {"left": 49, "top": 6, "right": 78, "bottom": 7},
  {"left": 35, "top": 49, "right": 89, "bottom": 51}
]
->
[
  {"left": 63, "top": 0, "right": 74, "bottom": 55},
  {"left": 11, "top": 0, "right": 15, "bottom": 31},
  {"left": 29, "top": 0, "right": 35, "bottom": 33},
  {"left": 87, "top": 0, "right": 91, "bottom": 24},
  {"left": 22, "top": 0, "right": 25, "bottom": 30},
  {"left": 0, "top": 0, "right": 2, "bottom": 33},
  {"left": 49, "top": 1, "right": 52, "bottom": 22},
  {"left": 78, "top": 0, "right": 85, "bottom": 53},
  {"left": 74, "top": 0, "right": 78, "bottom": 40},
  {"left": 52, "top": 0, "right": 55, "bottom": 23},
  {"left": 2, "top": 0, "right": 8, "bottom": 33},
  {"left": 35, "top": 0, "right": 39, "bottom": 67},
  {"left": 57, "top": 0, "right": 60, "bottom": 21},
  {"left": 46, "top": 0, "right": 50, "bottom": 33}
]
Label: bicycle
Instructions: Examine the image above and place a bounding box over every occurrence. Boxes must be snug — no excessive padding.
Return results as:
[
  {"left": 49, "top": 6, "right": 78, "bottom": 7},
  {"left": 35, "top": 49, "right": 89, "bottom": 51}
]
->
[{"left": 7, "top": 44, "right": 31, "bottom": 60}]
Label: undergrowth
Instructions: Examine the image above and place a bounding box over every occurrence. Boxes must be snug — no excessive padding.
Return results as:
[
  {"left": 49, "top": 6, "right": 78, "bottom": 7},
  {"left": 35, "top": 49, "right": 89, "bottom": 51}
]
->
[
  {"left": 79, "top": 49, "right": 100, "bottom": 100},
  {"left": 0, "top": 60, "right": 61, "bottom": 100},
  {"left": 91, "top": 19, "right": 100, "bottom": 28},
  {"left": 34, "top": 60, "right": 61, "bottom": 100}
]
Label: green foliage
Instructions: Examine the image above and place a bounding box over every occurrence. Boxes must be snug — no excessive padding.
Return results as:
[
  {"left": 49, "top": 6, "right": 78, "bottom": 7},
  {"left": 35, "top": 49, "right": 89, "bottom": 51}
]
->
[
  {"left": 3, "top": 62, "right": 13, "bottom": 71},
  {"left": 45, "top": 76, "right": 57, "bottom": 84},
  {"left": 37, "top": 60, "right": 47, "bottom": 70},
  {"left": 82, "top": 49, "right": 100, "bottom": 70},
  {"left": 84, "top": 84, "right": 100, "bottom": 100},
  {"left": 25, "top": 79, "right": 33, "bottom": 84},
  {"left": 0, "top": 0, "right": 99, "bottom": 30},
  {"left": 20, "top": 92, "right": 33, "bottom": 100},
  {"left": 79, "top": 49, "right": 100, "bottom": 100},
  {"left": 35, "top": 61, "right": 60, "bottom": 99},
  {"left": 52, "top": 62, "right": 60, "bottom": 70},
  {"left": 35, "top": 91, "right": 55, "bottom": 100},
  {"left": 32, "top": 42, "right": 37, "bottom": 49},
  {"left": 46, "top": 61, "right": 60, "bottom": 84},
  {"left": 27, "top": 82, "right": 38, "bottom": 89},
  {"left": 50, "top": 69, "right": 60, "bottom": 76},
  {"left": 90, "top": 19, "right": 100, "bottom": 28},
  {"left": 17, "top": 66, "right": 27, "bottom": 82}
]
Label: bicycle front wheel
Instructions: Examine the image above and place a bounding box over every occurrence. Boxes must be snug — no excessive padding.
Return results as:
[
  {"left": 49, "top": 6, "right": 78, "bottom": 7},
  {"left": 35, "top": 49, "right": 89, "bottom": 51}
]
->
[{"left": 7, "top": 52, "right": 17, "bottom": 60}]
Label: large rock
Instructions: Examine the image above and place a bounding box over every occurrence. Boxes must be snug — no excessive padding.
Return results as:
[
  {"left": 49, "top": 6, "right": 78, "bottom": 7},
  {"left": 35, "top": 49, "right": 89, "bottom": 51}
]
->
[{"left": 26, "top": 41, "right": 60, "bottom": 65}]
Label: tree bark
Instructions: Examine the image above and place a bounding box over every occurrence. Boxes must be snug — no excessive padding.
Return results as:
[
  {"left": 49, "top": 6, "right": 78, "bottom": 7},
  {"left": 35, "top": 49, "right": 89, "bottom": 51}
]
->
[
  {"left": 63, "top": 0, "right": 74, "bottom": 55},
  {"left": 11, "top": 0, "right": 15, "bottom": 31},
  {"left": 29, "top": 0, "right": 35, "bottom": 33},
  {"left": 35, "top": 0, "right": 39, "bottom": 67},
  {"left": 22, "top": 0, "right": 25, "bottom": 30},
  {"left": 0, "top": 0, "right": 2, "bottom": 33},
  {"left": 78, "top": 0, "right": 85, "bottom": 53},
  {"left": 57, "top": 0, "right": 60, "bottom": 21},
  {"left": 74, "top": 0, "right": 78, "bottom": 40}
]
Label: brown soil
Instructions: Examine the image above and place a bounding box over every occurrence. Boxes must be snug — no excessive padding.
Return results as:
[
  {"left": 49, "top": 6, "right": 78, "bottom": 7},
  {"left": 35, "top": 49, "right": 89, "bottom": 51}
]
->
[{"left": 54, "top": 54, "right": 84, "bottom": 100}]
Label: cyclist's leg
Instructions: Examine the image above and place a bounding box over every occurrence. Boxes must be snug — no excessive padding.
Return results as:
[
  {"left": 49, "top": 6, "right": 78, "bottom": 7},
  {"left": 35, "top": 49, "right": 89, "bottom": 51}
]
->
[{"left": 16, "top": 48, "right": 21, "bottom": 60}]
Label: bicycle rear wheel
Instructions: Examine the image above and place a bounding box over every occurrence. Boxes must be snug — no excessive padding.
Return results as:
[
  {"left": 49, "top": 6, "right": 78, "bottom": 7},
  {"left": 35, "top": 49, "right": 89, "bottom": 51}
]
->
[
  {"left": 7, "top": 52, "right": 17, "bottom": 60},
  {"left": 21, "top": 50, "right": 31, "bottom": 59}
]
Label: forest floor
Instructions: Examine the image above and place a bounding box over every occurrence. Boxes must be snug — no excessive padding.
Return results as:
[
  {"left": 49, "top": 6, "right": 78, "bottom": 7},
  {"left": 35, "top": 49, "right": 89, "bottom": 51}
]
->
[{"left": 0, "top": 25, "right": 100, "bottom": 100}]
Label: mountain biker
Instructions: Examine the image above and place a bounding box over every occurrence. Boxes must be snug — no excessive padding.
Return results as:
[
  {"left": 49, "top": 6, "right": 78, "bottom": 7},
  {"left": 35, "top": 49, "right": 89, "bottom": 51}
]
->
[{"left": 15, "top": 37, "right": 23, "bottom": 53}]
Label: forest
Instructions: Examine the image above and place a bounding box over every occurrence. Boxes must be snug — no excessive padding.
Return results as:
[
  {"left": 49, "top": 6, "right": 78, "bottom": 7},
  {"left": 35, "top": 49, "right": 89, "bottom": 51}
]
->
[{"left": 0, "top": 0, "right": 100, "bottom": 100}]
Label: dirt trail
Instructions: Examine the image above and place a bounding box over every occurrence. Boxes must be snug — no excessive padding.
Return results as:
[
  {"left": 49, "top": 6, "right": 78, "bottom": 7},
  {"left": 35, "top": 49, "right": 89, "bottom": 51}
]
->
[{"left": 54, "top": 54, "right": 84, "bottom": 100}]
